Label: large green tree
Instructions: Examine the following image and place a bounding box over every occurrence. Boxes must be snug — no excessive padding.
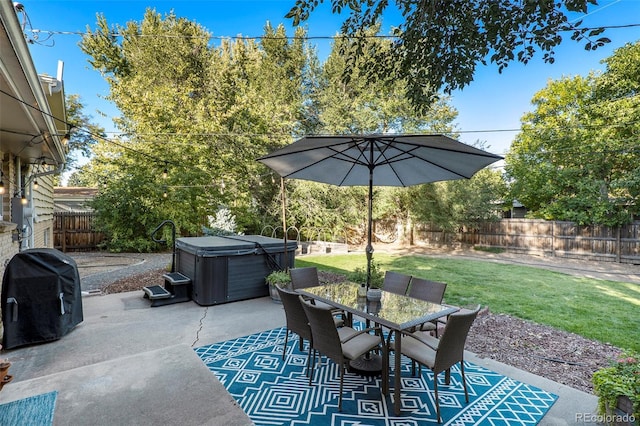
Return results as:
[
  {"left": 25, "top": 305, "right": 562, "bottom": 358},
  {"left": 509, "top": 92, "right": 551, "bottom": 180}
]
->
[
  {"left": 59, "top": 94, "right": 104, "bottom": 177},
  {"left": 505, "top": 41, "right": 640, "bottom": 226},
  {"left": 286, "top": 0, "right": 610, "bottom": 113}
]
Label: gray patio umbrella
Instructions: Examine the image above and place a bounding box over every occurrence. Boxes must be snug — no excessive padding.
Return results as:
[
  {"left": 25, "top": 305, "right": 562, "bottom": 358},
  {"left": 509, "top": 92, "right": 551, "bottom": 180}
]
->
[{"left": 258, "top": 134, "right": 503, "bottom": 287}]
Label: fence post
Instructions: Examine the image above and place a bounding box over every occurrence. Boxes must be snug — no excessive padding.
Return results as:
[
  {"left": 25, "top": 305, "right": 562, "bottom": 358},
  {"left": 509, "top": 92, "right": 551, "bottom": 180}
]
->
[
  {"left": 62, "top": 222, "right": 67, "bottom": 253},
  {"left": 616, "top": 225, "right": 621, "bottom": 263},
  {"left": 551, "top": 221, "right": 555, "bottom": 258}
]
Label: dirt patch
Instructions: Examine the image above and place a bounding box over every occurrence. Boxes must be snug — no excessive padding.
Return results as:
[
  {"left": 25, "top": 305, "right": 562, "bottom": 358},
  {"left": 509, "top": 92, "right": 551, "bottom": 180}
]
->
[
  {"left": 102, "top": 268, "right": 166, "bottom": 294},
  {"left": 103, "top": 268, "right": 622, "bottom": 394}
]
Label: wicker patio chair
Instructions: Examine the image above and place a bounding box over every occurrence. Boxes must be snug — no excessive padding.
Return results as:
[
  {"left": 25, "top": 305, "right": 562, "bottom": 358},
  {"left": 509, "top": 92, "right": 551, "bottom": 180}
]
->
[
  {"left": 401, "top": 305, "right": 481, "bottom": 423},
  {"left": 300, "top": 296, "right": 386, "bottom": 411},
  {"left": 407, "top": 277, "right": 448, "bottom": 335},
  {"left": 381, "top": 271, "right": 411, "bottom": 295}
]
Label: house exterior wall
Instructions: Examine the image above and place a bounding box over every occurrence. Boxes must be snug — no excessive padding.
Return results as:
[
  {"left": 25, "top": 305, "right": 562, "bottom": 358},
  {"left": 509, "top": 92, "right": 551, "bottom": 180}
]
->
[
  {"left": 32, "top": 173, "right": 55, "bottom": 248},
  {"left": 0, "top": 152, "right": 20, "bottom": 279}
]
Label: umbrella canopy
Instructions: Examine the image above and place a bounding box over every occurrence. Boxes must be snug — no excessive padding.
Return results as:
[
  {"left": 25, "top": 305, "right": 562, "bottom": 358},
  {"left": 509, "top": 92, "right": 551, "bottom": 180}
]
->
[{"left": 258, "top": 134, "right": 503, "bottom": 286}]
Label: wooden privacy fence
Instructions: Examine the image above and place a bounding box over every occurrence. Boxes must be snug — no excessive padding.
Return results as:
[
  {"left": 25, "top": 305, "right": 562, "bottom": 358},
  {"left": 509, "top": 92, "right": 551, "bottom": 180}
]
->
[
  {"left": 54, "top": 212, "right": 105, "bottom": 252},
  {"left": 451, "top": 219, "right": 640, "bottom": 264}
]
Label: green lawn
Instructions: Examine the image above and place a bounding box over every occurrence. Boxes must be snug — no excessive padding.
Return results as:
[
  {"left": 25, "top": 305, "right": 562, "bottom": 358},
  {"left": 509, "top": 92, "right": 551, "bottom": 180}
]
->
[{"left": 295, "top": 253, "right": 640, "bottom": 352}]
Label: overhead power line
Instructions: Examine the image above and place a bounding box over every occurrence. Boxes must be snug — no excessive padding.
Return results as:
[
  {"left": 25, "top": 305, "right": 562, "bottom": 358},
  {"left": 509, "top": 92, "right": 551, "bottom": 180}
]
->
[
  {"left": 26, "top": 22, "right": 640, "bottom": 41},
  {"left": 0, "top": 87, "right": 171, "bottom": 166}
]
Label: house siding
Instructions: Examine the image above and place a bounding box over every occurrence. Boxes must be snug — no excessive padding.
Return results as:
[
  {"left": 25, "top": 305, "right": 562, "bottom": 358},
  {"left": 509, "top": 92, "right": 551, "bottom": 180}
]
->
[{"left": 33, "top": 174, "right": 55, "bottom": 248}]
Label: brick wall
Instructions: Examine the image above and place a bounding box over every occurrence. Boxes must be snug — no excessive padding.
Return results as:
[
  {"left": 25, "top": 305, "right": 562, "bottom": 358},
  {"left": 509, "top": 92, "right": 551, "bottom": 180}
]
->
[{"left": 0, "top": 225, "right": 19, "bottom": 342}]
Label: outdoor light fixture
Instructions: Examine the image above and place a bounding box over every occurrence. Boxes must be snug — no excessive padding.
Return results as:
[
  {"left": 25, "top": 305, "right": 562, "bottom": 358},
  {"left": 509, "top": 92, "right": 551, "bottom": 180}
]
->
[
  {"left": 21, "top": 194, "right": 27, "bottom": 205},
  {"left": 61, "top": 126, "right": 74, "bottom": 145},
  {"left": 0, "top": 180, "right": 4, "bottom": 195},
  {"left": 33, "top": 179, "right": 39, "bottom": 190},
  {"left": 163, "top": 168, "right": 168, "bottom": 179}
]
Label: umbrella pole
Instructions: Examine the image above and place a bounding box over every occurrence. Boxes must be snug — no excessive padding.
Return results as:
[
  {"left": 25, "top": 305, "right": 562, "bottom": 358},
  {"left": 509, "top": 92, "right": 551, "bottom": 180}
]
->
[
  {"left": 281, "top": 177, "right": 288, "bottom": 270},
  {"left": 366, "top": 165, "right": 374, "bottom": 290}
]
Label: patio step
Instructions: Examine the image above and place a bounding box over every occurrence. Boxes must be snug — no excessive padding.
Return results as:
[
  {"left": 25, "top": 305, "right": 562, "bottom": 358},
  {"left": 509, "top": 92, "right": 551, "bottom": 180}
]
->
[
  {"left": 142, "top": 272, "right": 192, "bottom": 307},
  {"left": 143, "top": 285, "right": 172, "bottom": 299}
]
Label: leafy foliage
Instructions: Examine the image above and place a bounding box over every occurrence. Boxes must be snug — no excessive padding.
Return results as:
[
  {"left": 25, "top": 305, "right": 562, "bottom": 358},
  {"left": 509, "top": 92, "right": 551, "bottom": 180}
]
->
[
  {"left": 348, "top": 259, "right": 384, "bottom": 288},
  {"left": 265, "top": 270, "right": 292, "bottom": 287},
  {"left": 203, "top": 207, "right": 238, "bottom": 236},
  {"left": 505, "top": 41, "right": 640, "bottom": 226},
  {"left": 592, "top": 350, "right": 640, "bottom": 418},
  {"left": 285, "top": 0, "right": 610, "bottom": 113},
  {"left": 57, "top": 94, "right": 105, "bottom": 184},
  {"left": 74, "top": 8, "right": 507, "bottom": 251},
  {"left": 408, "top": 161, "right": 507, "bottom": 232},
  {"left": 78, "top": 10, "right": 309, "bottom": 250}
]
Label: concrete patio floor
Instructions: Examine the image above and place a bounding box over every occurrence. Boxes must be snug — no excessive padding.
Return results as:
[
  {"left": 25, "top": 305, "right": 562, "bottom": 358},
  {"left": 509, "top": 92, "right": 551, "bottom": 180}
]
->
[{"left": 0, "top": 291, "right": 600, "bottom": 425}]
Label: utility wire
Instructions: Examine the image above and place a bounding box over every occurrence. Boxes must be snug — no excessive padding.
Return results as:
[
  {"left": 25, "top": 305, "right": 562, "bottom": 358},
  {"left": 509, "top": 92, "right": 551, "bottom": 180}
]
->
[
  {"left": 26, "top": 22, "right": 640, "bottom": 40},
  {"left": 0, "top": 87, "right": 173, "bottom": 166}
]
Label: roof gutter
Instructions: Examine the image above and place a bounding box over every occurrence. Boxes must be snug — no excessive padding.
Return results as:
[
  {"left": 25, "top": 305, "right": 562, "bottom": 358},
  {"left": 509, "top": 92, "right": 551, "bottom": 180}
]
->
[{"left": 0, "top": 2, "right": 66, "bottom": 165}]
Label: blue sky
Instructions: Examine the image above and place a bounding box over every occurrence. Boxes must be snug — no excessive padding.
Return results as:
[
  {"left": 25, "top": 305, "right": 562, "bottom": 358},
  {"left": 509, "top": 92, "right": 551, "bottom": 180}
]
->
[{"left": 19, "top": 0, "right": 640, "bottom": 159}]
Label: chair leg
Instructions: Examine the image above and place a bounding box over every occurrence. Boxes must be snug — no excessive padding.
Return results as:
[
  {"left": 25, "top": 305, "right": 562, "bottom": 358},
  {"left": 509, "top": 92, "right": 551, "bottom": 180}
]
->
[
  {"left": 444, "top": 368, "right": 451, "bottom": 385},
  {"left": 433, "top": 372, "right": 441, "bottom": 423},
  {"left": 460, "top": 361, "right": 469, "bottom": 403},
  {"left": 298, "top": 336, "right": 304, "bottom": 352},
  {"left": 283, "top": 330, "right": 289, "bottom": 360},
  {"left": 309, "top": 349, "right": 316, "bottom": 386}
]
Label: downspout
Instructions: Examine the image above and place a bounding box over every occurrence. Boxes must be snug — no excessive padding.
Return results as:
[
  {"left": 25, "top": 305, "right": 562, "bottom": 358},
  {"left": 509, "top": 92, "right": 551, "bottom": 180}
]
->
[
  {"left": 28, "top": 163, "right": 65, "bottom": 182},
  {"left": 15, "top": 161, "right": 65, "bottom": 250}
]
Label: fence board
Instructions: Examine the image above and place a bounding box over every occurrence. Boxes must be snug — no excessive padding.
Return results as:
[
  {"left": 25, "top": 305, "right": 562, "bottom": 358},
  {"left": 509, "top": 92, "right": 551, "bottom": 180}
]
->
[{"left": 53, "top": 212, "right": 104, "bottom": 252}]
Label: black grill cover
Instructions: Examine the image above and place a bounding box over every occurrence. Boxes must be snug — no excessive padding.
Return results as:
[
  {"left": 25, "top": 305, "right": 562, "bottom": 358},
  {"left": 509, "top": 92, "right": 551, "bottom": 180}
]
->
[{"left": 2, "top": 248, "right": 83, "bottom": 349}]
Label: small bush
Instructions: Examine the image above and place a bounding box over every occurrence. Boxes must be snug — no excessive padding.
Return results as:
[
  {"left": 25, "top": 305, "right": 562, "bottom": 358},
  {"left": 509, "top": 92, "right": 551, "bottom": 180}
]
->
[
  {"left": 348, "top": 259, "right": 384, "bottom": 288},
  {"left": 592, "top": 349, "right": 640, "bottom": 418}
]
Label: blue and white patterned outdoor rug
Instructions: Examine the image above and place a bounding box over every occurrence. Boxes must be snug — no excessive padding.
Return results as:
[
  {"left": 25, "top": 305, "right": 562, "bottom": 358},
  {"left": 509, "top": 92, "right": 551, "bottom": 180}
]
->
[
  {"left": 195, "top": 327, "right": 557, "bottom": 425},
  {"left": 0, "top": 391, "right": 57, "bottom": 426}
]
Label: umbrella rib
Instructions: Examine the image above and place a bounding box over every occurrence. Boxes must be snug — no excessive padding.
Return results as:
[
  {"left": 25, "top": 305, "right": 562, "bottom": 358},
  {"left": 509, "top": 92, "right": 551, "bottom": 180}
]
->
[
  {"left": 375, "top": 138, "right": 499, "bottom": 180},
  {"left": 273, "top": 142, "right": 368, "bottom": 180}
]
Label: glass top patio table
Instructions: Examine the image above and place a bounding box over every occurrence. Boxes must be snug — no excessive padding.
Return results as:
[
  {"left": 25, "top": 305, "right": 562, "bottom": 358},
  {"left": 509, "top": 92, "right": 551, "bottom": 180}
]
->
[
  {"left": 298, "top": 282, "right": 458, "bottom": 331},
  {"left": 298, "top": 282, "right": 459, "bottom": 416}
]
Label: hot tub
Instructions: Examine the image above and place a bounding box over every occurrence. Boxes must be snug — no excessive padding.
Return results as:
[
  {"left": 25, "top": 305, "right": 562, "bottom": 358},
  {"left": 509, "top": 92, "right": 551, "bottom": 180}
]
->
[{"left": 175, "top": 235, "right": 297, "bottom": 306}]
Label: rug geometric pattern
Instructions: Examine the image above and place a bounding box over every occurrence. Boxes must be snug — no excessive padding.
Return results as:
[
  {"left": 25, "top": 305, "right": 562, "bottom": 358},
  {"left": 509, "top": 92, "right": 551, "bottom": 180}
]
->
[{"left": 195, "top": 327, "right": 557, "bottom": 425}]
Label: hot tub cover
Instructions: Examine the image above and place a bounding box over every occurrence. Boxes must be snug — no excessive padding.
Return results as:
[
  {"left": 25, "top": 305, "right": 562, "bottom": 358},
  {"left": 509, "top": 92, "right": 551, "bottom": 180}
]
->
[{"left": 176, "top": 235, "right": 297, "bottom": 258}]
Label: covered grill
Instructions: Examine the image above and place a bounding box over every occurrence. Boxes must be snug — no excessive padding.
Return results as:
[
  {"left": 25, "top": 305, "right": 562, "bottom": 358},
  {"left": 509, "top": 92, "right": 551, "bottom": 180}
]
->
[{"left": 1, "top": 248, "right": 83, "bottom": 349}]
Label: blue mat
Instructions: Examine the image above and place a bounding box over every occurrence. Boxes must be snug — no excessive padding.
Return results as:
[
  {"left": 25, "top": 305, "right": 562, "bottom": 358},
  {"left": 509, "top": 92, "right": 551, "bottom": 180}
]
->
[
  {"left": 0, "top": 391, "right": 57, "bottom": 426},
  {"left": 195, "top": 328, "right": 557, "bottom": 425}
]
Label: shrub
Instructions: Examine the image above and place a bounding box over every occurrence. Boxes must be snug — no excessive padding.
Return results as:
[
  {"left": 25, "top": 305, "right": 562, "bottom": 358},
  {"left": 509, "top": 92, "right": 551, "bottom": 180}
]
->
[
  {"left": 265, "top": 270, "right": 291, "bottom": 288},
  {"left": 592, "top": 349, "right": 640, "bottom": 418},
  {"left": 348, "top": 259, "right": 384, "bottom": 288}
]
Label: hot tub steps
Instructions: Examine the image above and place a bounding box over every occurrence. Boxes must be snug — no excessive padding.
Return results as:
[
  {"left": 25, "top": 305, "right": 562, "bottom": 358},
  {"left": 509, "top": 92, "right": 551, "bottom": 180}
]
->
[{"left": 143, "top": 272, "right": 192, "bottom": 307}]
